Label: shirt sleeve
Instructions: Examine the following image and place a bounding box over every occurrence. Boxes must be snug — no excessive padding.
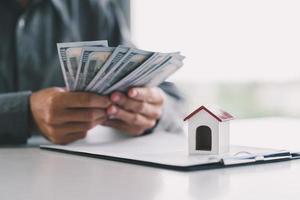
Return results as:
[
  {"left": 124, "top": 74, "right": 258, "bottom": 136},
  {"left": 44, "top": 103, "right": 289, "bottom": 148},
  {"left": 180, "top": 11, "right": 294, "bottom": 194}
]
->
[
  {"left": 151, "top": 82, "right": 186, "bottom": 133},
  {"left": 0, "top": 91, "right": 32, "bottom": 145}
]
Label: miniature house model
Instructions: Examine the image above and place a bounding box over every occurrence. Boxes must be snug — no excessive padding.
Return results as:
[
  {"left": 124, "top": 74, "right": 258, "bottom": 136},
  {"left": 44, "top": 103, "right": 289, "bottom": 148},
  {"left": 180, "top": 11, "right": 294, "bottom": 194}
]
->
[{"left": 184, "top": 105, "right": 234, "bottom": 155}]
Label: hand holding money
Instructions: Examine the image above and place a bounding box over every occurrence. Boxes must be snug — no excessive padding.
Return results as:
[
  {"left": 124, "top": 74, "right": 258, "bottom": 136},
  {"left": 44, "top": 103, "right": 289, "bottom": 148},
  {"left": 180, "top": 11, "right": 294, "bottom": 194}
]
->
[
  {"left": 53, "top": 40, "right": 184, "bottom": 142},
  {"left": 104, "top": 87, "right": 165, "bottom": 136},
  {"left": 30, "top": 87, "right": 111, "bottom": 144}
]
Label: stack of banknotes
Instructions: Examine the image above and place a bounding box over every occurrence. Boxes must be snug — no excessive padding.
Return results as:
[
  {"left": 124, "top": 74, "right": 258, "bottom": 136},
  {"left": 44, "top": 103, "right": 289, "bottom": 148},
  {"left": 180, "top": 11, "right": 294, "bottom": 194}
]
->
[{"left": 57, "top": 40, "right": 185, "bottom": 94}]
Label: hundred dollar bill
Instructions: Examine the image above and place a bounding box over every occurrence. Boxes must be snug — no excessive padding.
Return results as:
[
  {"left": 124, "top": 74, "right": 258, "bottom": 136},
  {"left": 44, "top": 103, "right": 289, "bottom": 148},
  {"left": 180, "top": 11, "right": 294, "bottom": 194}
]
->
[
  {"left": 128, "top": 52, "right": 181, "bottom": 82},
  {"left": 66, "top": 48, "right": 82, "bottom": 79},
  {"left": 57, "top": 40, "right": 108, "bottom": 90},
  {"left": 123, "top": 54, "right": 183, "bottom": 89},
  {"left": 141, "top": 55, "right": 184, "bottom": 87},
  {"left": 132, "top": 53, "right": 175, "bottom": 80},
  {"left": 104, "top": 53, "right": 172, "bottom": 94},
  {"left": 86, "top": 46, "right": 129, "bottom": 91},
  {"left": 74, "top": 47, "right": 115, "bottom": 91},
  {"left": 97, "top": 48, "right": 154, "bottom": 93},
  {"left": 102, "top": 52, "right": 161, "bottom": 94}
]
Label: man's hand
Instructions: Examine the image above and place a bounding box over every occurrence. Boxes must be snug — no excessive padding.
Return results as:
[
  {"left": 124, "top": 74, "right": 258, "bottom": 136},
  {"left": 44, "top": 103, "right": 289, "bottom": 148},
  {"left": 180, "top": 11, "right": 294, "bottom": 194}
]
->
[
  {"left": 104, "top": 87, "right": 165, "bottom": 136},
  {"left": 30, "top": 87, "right": 111, "bottom": 144}
]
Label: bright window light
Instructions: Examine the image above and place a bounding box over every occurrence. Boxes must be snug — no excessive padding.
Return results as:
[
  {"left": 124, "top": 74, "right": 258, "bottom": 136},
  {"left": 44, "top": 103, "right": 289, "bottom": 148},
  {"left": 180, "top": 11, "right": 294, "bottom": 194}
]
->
[{"left": 131, "top": 0, "right": 300, "bottom": 82}]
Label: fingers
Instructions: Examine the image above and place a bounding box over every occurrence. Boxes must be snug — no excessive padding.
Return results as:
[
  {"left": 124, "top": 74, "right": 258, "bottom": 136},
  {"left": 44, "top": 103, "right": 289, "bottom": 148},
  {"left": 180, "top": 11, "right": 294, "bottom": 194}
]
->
[
  {"left": 59, "top": 109, "right": 107, "bottom": 123},
  {"left": 63, "top": 132, "right": 87, "bottom": 144},
  {"left": 59, "top": 92, "right": 111, "bottom": 108},
  {"left": 106, "top": 87, "right": 163, "bottom": 135},
  {"left": 110, "top": 92, "right": 162, "bottom": 119},
  {"left": 107, "top": 105, "right": 156, "bottom": 129},
  {"left": 30, "top": 87, "right": 111, "bottom": 145},
  {"left": 54, "top": 119, "right": 103, "bottom": 134},
  {"left": 127, "top": 87, "right": 165, "bottom": 105},
  {"left": 43, "top": 108, "right": 107, "bottom": 125},
  {"left": 46, "top": 119, "right": 103, "bottom": 144},
  {"left": 49, "top": 132, "right": 87, "bottom": 145},
  {"left": 103, "top": 119, "right": 145, "bottom": 136},
  {"left": 32, "top": 87, "right": 163, "bottom": 145}
]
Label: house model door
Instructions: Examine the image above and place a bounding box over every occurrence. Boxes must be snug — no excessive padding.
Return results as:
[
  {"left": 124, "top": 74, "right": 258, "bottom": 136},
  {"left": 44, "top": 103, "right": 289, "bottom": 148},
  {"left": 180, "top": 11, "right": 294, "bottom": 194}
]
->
[{"left": 196, "top": 125, "right": 212, "bottom": 151}]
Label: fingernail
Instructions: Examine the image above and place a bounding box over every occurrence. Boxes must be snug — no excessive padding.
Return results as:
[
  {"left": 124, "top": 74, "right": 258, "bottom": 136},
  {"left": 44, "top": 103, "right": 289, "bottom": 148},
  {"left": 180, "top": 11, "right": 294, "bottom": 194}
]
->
[
  {"left": 111, "top": 94, "right": 120, "bottom": 102},
  {"left": 108, "top": 115, "right": 116, "bottom": 119},
  {"left": 109, "top": 106, "right": 117, "bottom": 114},
  {"left": 129, "top": 89, "right": 137, "bottom": 98}
]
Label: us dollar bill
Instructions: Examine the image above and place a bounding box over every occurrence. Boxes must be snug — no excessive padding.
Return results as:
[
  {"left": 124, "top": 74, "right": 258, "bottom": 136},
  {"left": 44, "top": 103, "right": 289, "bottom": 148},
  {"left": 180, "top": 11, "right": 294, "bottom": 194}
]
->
[
  {"left": 57, "top": 40, "right": 108, "bottom": 90},
  {"left": 123, "top": 54, "right": 183, "bottom": 89},
  {"left": 86, "top": 46, "right": 129, "bottom": 91},
  {"left": 102, "top": 53, "right": 160, "bottom": 94},
  {"left": 143, "top": 56, "right": 184, "bottom": 87},
  {"left": 97, "top": 48, "right": 154, "bottom": 93},
  {"left": 104, "top": 53, "right": 171, "bottom": 94},
  {"left": 57, "top": 40, "right": 185, "bottom": 94},
  {"left": 74, "top": 47, "right": 115, "bottom": 91},
  {"left": 66, "top": 47, "right": 82, "bottom": 79},
  {"left": 138, "top": 53, "right": 183, "bottom": 79}
]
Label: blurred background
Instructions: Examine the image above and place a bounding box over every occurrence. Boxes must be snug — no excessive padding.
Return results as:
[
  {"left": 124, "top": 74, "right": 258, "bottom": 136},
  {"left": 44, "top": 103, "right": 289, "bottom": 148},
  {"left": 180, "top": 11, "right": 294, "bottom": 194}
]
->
[{"left": 130, "top": 0, "right": 300, "bottom": 118}]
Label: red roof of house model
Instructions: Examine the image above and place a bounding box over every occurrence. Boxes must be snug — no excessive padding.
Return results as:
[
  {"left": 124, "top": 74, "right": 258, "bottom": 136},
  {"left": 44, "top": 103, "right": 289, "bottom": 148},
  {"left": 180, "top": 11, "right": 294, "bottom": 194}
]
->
[{"left": 184, "top": 105, "right": 234, "bottom": 122}]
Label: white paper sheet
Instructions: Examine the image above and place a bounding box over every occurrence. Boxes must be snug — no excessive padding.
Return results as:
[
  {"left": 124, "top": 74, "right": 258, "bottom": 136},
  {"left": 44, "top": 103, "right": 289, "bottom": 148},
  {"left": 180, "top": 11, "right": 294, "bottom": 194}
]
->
[{"left": 41, "top": 126, "right": 292, "bottom": 169}]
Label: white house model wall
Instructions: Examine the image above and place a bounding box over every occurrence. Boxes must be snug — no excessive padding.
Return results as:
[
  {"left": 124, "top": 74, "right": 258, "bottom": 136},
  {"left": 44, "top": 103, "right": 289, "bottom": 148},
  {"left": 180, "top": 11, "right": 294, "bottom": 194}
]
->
[{"left": 185, "top": 106, "right": 232, "bottom": 155}]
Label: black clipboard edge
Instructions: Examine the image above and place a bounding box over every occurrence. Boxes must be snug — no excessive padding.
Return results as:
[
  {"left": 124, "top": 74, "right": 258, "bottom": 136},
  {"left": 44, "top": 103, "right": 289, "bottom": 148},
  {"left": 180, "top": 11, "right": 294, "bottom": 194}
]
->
[{"left": 40, "top": 146, "right": 299, "bottom": 172}]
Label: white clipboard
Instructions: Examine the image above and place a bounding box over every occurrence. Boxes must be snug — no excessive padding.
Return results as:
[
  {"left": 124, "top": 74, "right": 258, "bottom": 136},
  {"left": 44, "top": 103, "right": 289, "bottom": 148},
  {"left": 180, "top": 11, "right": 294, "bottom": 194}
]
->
[{"left": 40, "top": 127, "right": 300, "bottom": 171}]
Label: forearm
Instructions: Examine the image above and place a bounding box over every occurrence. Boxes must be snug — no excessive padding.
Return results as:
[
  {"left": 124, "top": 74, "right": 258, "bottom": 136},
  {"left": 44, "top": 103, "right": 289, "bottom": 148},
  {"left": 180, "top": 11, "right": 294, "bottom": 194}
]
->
[{"left": 0, "top": 91, "right": 32, "bottom": 145}]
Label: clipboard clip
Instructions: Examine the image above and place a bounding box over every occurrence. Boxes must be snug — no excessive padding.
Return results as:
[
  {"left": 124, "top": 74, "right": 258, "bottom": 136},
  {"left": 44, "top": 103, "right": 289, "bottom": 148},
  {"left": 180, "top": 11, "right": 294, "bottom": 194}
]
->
[{"left": 222, "top": 150, "right": 292, "bottom": 166}]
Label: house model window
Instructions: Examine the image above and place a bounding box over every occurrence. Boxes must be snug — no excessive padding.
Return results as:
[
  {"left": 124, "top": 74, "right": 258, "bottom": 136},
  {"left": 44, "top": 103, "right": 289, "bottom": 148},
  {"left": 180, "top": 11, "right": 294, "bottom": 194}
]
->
[{"left": 184, "top": 105, "right": 234, "bottom": 155}]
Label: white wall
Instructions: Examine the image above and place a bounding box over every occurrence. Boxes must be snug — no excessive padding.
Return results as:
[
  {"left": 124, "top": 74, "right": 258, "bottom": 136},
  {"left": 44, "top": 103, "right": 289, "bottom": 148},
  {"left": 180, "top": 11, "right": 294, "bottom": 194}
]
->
[{"left": 131, "top": 0, "right": 300, "bottom": 83}]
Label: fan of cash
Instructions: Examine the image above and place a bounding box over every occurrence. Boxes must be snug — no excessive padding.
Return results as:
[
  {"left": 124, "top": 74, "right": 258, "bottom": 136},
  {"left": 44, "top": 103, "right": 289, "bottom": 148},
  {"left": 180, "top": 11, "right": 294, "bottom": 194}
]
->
[{"left": 57, "top": 40, "right": 185, "bottom": 95}]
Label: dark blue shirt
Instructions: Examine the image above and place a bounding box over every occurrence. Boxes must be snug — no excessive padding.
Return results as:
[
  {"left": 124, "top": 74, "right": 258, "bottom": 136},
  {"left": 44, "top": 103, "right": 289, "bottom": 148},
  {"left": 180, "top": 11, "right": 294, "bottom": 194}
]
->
[{"left": 0, "top": 0, "right": 183, "bottom": 144}]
